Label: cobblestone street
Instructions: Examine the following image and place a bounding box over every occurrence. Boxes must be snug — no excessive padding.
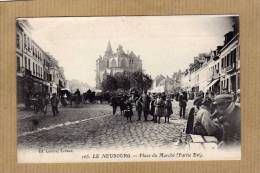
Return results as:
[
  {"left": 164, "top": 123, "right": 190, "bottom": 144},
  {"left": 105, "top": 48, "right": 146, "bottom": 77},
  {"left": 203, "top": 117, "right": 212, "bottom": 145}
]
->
[{"left": 17, "top": 100, "right": 193, "bottom": 149}]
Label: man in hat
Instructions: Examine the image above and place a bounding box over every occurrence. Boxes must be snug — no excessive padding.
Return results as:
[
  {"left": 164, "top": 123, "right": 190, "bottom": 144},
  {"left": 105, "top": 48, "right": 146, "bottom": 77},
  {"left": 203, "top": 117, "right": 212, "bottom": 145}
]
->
[
  {"left": 140, "top": 90, "right": 150, "bottom": 121},
  {"left": 213, "top": 94, "right": 241, "bottom": 147},
  {"left": 111, "top": 94, "right": 118, "bottom": 115},
  {"left": 51, "top": 93, "right": 59, "bottom": 116},
  {"left": 193, "top": 97, "right": 222, "bottom": 137},
  {"left": 178, "top": 91, "right": 188, "bottom": 119}
]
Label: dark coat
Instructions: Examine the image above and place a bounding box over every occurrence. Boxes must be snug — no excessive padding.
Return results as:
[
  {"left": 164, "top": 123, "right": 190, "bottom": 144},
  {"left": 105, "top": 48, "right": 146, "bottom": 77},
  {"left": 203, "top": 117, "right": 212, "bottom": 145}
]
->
[
  {"left": 179, "top": 93, "right": 187, "bottom": 107},
  {"left": 111, "top": 96, "right": 118, "bottom": 106},
  {"left": 186, "top": 107, "right": 195, "bottom": 134},
  {"left": 219, "top": 104, "right": 240, "bottom": 145},
  {"left": 150, "top": 99, "right": 155, "bottom": 115},
  {"left": 51, "top": 96, "right": 59, "bottom": 107},
  {"left": 141, "top": 94, "right": 150, "bottom": 112},
  {"left": 136, "top": 99, "right": 143, "bottom": 112},
  {"left": 165, "top": 100, "right": 173, "bottom": 117},
  {"left": 124, "top": 101, "right": 133, "bottom": 117}
]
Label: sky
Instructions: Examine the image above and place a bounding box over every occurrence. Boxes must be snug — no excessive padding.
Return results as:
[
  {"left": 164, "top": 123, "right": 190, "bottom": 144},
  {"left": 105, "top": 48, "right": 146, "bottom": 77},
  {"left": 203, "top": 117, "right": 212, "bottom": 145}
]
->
[{"left": 23, "top": 15, "right": 237, "bottom": 87}]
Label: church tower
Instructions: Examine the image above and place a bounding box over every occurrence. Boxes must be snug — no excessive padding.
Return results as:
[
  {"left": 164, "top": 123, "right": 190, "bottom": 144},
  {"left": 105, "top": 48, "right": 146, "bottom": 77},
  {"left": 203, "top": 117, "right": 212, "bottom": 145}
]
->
[{"left": 104, "top": 40, "right": 113, "bottom": 57}]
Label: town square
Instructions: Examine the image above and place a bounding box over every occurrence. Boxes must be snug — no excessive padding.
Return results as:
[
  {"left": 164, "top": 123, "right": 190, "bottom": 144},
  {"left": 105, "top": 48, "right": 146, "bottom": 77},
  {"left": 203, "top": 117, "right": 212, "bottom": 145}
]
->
[{"left": 16, "top": 16, "right": 241, "bottom": 161}]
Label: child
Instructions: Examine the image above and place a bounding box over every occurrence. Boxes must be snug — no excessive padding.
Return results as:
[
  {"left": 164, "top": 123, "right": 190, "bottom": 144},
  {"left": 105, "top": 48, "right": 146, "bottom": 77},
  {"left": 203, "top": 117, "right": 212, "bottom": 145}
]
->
[{"left": 124, "top": 99, "right": 133, "bottom": 122}]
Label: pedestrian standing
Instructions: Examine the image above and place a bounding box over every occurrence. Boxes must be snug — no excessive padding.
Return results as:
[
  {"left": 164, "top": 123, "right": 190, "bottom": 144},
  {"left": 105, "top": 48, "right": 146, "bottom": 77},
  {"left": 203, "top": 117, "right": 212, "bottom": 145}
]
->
[
  {"left": 51, "top": 93, "right": 59, "bottom": 116},
  {"left": 140, "top": 90, "right": 150, "bottom": 121},
  {"left": 164, "top": 97, "right": 173, "bottom": 123},
  {"left": 42, "top": 93, "right": 49, "bottom": 115},
  {"left": 119, "top": 95, "right": 126, "bottom": 116},
  {"left": 150, "top": 95, "right": 156, "bottom": 121},
  {"left": 185, "top": 96, "right": 202, "bottom": 134},
  {"left": 124, "top": 98, "right": 133, "bottom": 122},
  {"left": 111, "top": 94, "right": 118, "bottom": 115},
  {"left": 74, "top": 89, "right": 81, "bottom": 106},
  {"left": 136, "top": 97, "right": 143, "bottom": 121},
  {"left": 154, "top": 93, "right": 164, "bottom": 123},
  {"left": 178, "top": 91, "right": 187, "bottom": 119}
]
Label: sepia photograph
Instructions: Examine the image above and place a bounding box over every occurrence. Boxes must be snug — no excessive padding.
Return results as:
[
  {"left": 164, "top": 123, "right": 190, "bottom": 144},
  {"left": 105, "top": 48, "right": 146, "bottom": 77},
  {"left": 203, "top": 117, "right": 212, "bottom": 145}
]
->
[{"left": 16, "top": 15, "right": 240, "bottom": 163}]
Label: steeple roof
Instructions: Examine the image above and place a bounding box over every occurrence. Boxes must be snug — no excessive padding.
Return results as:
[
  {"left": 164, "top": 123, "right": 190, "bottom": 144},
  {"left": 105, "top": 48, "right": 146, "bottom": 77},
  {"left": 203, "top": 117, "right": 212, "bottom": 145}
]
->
[{"left": 105, "top": 40, "right": 113, "bottom": 56}]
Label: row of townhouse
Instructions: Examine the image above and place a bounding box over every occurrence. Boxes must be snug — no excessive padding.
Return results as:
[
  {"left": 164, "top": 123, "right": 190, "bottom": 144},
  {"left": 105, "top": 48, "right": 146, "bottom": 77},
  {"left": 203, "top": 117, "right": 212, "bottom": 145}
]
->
[
  {"left": 181, "top": 26, "right": 240, "bottom": 95},
  {"left": 16, "top": 19, "right": 66, "bottom": 104}
]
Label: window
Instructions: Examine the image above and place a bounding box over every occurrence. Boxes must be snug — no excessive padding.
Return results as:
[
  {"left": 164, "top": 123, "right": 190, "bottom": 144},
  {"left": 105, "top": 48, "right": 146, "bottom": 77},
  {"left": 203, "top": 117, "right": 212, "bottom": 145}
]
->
[
  {"left": 121, "top": 58, "right": 127, "bottom": 67},
  {"left": 28, "top": 59, "right": 31, "bottom": 71},
  {"left": 232, "top": 49, "right": 236, "bottom": 65},
  {"left": 17, "top": 56, "right": 20, "bottom": 72},
  {"left": 36, "top": 64, "right": 38, "bottom": 76},
  {"left": 227, "top": 55, "right": 230, "bottom": 67},
  {"left": 28, "top": 38, "right": 30, "bottom": 51},
  {"left": 111, "top": 59, "right": 116, "bottom": 68},
  {"left": 238, "top": 73, "right": 240, "bottom": 89},
  {"left": 16, "top": 34, "right": 20, "bottom": 49},
  {"left": 33, "top": 63, "right": 35, "bottom": 75},
  {"left": 25, "top": 57, "right": 27, "bottom": 69},
  {"left": 237, "top": 46, "right": 240, "bottom": 60},
  {"left": 227, "top": 79, "right": 229, "bottom": 91},
  {"left": 24, "top": 34, "right": 27, "bottom": 48},
  {"left": 221, "top": 58, "right": 224, "bottom": 69}
]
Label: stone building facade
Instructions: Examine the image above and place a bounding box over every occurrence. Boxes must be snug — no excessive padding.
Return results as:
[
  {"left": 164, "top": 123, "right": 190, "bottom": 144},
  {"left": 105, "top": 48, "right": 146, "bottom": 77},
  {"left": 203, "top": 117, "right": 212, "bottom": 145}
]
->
[
  {"left": 180, "top": 22, "right": 240, "bottom": 95},
  {"left": 16, "top": 19, "right": 66, "bottom": 104},
  {"left": 96, "top": 41, "right": 142, "bottom": 89}
]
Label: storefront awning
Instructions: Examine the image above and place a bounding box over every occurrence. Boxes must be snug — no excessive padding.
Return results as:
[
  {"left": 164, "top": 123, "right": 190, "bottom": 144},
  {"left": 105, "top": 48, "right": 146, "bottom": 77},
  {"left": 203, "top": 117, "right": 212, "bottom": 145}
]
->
[{"left": 207, "top": 78, "right": 220, "bottom": 89}]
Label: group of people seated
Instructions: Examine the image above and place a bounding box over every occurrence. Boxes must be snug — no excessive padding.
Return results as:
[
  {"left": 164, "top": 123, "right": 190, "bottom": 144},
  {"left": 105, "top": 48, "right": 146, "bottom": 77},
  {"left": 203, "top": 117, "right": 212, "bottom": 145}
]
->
[{"left": 186, "top": 93, "right": 240, "bottom": 148}]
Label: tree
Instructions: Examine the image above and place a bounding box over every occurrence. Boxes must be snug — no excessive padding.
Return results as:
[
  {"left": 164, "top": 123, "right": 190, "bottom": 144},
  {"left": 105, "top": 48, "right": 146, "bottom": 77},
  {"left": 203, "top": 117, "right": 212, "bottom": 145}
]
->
[
  {"left": 114, "top": 72, "right": 131, "bottom": 91},
  {"left": 101, "top": 75, "right": 117, "bottom": 91},
  {"left": 101, "top": 71, "right": 153, "bottom": 93},
  {"left": 131, "top": 71, "right": 152, "bottom": 92}
]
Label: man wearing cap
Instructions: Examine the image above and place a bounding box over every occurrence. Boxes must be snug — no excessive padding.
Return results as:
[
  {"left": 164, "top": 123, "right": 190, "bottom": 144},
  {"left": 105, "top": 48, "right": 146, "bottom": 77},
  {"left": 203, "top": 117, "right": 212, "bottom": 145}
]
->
[
  {"left": 193, "top": 97, "right": 222, "bottom": 137},
  {"left": 213, "top": 94, "right": 241, "bottom": 147}
]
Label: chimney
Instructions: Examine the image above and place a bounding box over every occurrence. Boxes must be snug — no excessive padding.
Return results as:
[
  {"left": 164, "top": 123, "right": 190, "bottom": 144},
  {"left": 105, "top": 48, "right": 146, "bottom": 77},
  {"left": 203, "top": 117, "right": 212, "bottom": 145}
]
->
[{"left": 224, "top": 31, "right": 234, "bottom": 45}]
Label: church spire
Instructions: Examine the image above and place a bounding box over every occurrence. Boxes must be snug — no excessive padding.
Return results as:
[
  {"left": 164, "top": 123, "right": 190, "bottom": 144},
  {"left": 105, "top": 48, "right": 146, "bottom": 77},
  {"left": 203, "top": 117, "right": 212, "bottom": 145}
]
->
[{"left": 105, "top": 40, "right": 113, "bottom": 57}]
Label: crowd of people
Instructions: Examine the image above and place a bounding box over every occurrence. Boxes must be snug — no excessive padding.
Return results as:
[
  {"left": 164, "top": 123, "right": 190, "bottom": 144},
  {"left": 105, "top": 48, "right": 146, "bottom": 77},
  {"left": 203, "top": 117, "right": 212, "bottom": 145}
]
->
[
  {"left": 110, "top": 89, "right": 241, "bottom": 148},
  {"left": 110, "top": 90, "right": 174, "bottom": 123},
  {"left": 25, "top": 86, "right": 241, "bottom": 148}
]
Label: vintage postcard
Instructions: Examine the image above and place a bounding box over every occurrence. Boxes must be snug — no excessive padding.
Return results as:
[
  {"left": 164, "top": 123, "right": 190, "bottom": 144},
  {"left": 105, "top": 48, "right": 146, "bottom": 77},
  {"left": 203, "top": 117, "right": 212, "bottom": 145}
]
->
[{"left": 16, "top": 15, "right": 241, "bottom": 163}]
